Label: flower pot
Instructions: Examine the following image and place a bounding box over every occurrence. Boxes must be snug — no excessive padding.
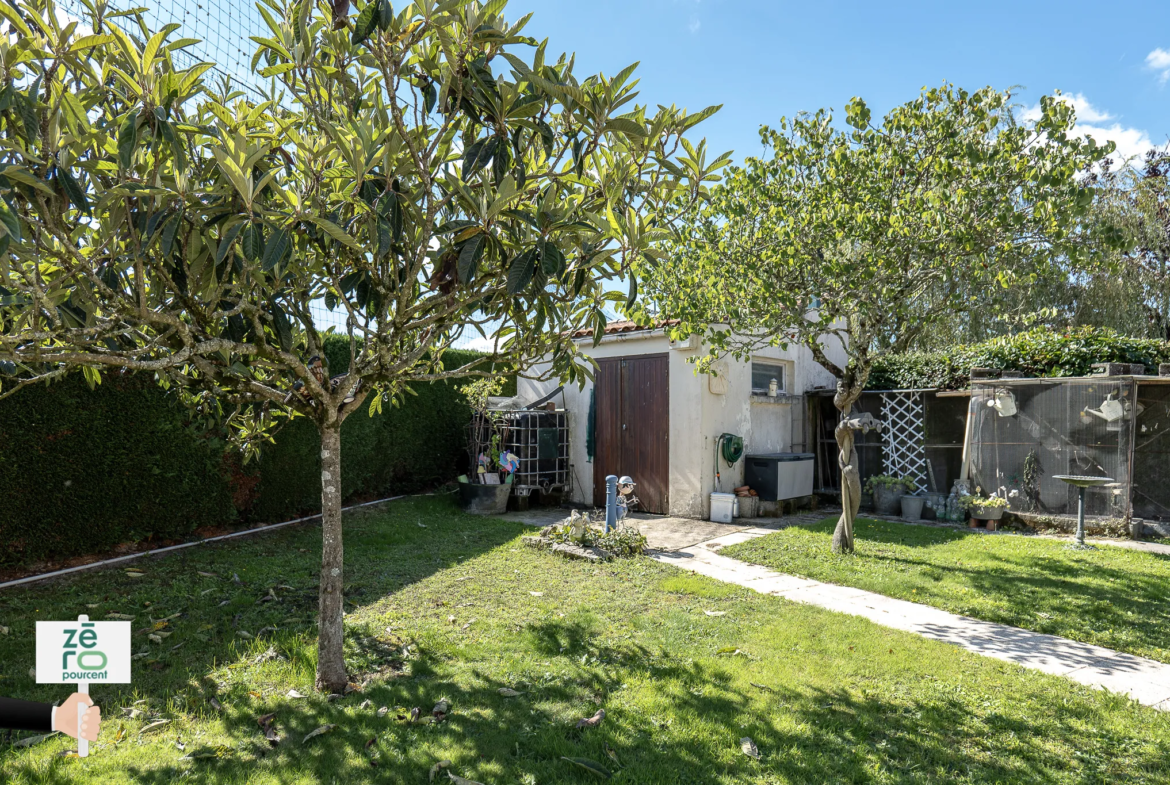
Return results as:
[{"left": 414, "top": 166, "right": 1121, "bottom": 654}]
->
[
  {"left": 872, "top": 484, "right": 903, "bottom": 515},
  {"left": 458, "top": 480, "right": 511, "bottom": 515},
  {"left": 900, "top": 495, "right": 925, "bottom": 520},
  {"left": 969, "top": 504, "right": 1005, "bottom": 521}
]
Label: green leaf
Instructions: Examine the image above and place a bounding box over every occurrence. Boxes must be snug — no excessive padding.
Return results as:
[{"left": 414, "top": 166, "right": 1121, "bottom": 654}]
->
[
  {"left": 462, "top": 136, "right": 499, "bottom": 181},
  {"left": 604, "top": 117, "right": 646, "bottom": 137},
  {"left": 70, "top": 33, "right": 117, "bottom": 51},
  {"left": 375, "top": 215, "right": 393, "bottom": 259},
  {"left": 60, "top": 92, "right": 91, "bottom": 135},
  {"left": 270, "top": 300, "right": 293, "bottom": 352},
  {"left": 161, "top": 212, "right": 181, "bottom": 256},
  {"left": 507, "top": 247, "right": 537, "bottom": 294},
  {"left": 457, "top": 233, "right": 486, "bottom": 283},
  {"left": 242, "top": 223, "right": 266, "bottom": 262},
  {"left": 539, "top": 240, "right": 565, "bottom": 276},
  {"left": 351, "top": 0, "right": 379, "bottom": 45},
  {"left": 118, "top": 113, "right": 139, "bottom": 169},
  {"left": 377, "top": 0, "right": 394, "bottom": 30},
  {"left": 436, "top": 219, "right": 479, "bottom": 235},
  {"left": 258, "top": 63, "right": 297, "bottom": 78},
  {"left": 216, "top": 222, "right": 243, "bottom": 266},
  {"left": 0, "top": 1, "right": 32, "bottom": 37},
  {"left": 55, "top": 165, "right": 90, "bottom": 215},
  {"left": 377, "top": 190, "right": 404, "bottom": 241},
  {"left": 307, "top": 216, "right": 360, "bottom": 249},
  {"left": 19, "top": 92, "right": 39, "bottom": 142},
  {"left": 0, "top": 197, "right": 21, "bottom": 242},
  {"left": 626, "top": 272, "right": 637, "bottom": 309},
  {"left": 561, "top": 757, "right": 612, "bottom": 779},
  {"left": 262, "top": 227, "right": 290, "bottom": 271}
]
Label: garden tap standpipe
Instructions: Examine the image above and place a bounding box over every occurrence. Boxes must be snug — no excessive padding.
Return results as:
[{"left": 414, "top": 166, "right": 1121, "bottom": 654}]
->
[{"left": 605, "top": 475, "right": 618, "bottom": 533}]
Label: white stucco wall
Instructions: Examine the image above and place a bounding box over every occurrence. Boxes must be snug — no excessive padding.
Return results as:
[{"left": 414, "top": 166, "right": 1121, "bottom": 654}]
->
[{"left": 518, "top": 329, "right": 846, "bottom": 519}]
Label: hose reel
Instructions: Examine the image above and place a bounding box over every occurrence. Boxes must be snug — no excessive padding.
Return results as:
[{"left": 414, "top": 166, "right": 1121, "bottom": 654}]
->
[{"left": 714, "top": 432, "right": 745, "bottom": 490}]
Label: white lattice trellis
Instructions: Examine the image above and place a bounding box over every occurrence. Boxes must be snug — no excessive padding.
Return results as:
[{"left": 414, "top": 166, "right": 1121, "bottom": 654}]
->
[{"left": 880, "top": 392, "right": 927, "bottom": 489}]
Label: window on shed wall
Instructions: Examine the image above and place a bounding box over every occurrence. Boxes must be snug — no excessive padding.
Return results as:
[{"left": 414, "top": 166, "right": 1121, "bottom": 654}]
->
[{"left": 751, "top": 361, "right": 786, "bottom": 395}]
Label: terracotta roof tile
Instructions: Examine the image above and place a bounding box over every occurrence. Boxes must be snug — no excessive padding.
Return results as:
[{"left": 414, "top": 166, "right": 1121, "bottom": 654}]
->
[{"left": 570, "top": 319, "right": 680, "bottom": 338}]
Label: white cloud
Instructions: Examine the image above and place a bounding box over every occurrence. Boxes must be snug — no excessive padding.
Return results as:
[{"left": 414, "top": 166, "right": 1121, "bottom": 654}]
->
[
  {"left": 1023, "top": 93, "right": 1156, "bottom": 166},
  {"left": 688, "top": 17, "right": 701, "bottom": 33},
  {"left": 1146, "top": 48, "right": 1170, "bottom": 83},
  {"left": 1021, "top": 92, "right": 1111, "bottom": 123}
]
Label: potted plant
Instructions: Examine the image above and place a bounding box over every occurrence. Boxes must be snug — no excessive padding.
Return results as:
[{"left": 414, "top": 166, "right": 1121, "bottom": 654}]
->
[
  {"left": 962, "top": 493, "right": 1009, "bottom": 523},
  {"left": 900, "top": 493, "right": 926, "bottom": 520},
  {"left": 458, "top": 378, "right": 517, "bottom": 515},
  {"left": 865, "top": 475, "right": 917, "bottom": 515}
]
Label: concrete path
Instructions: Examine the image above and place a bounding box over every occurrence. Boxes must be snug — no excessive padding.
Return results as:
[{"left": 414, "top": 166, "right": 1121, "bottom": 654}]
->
[
  {"left": 652, "top": 526, "right": 1170, "bottom": 711},
  {"left": 497, "top": 508, "right": 823, "bottom": 551}
]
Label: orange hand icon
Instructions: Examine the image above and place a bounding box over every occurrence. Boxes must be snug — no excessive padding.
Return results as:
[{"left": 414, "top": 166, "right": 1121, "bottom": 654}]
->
[{"left": 53, "top": 693, "right": 100, "bottom": 741}]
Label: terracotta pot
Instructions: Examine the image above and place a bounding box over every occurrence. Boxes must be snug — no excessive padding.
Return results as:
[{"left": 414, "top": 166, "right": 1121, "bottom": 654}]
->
[{"left": 458, "top": 480, "right": 511, "bottom": 515}]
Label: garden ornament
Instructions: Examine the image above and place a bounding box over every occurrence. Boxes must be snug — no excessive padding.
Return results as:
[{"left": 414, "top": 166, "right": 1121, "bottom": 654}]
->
[
  {"left": 1083, "top": 393, "right": 1126, "bottom": 423},
  {"left": 988, "top": 389, "right": 1017, "bottom": 417},
  {"left": 832, "top": 410, "right": 882, "bottom": 554}
]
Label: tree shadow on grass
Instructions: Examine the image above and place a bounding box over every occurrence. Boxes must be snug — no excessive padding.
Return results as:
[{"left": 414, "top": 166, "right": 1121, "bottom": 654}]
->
[
  {"left": 0, "top": 497, "right": 523, "bottom": 724},
  {"left": 56, "top": 654, "right": 1169, "bottom": 785},
  {"left": 766, "top": 517, "right": 1170, "bottom": 660}
]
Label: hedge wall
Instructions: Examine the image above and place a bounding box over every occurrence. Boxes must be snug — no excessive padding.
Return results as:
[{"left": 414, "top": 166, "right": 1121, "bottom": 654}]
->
[
  {"left": 250, "top": 343, "right": 515, "bottom": 522},
  {"left": 0, "top": 373, "right": 236, "bottom": 564},
  {"left": 0, "top": 343, "right": 510, "bottom": 565},
  {"left": 866, "top": 327, "right": 1170, "bottom": 391}
]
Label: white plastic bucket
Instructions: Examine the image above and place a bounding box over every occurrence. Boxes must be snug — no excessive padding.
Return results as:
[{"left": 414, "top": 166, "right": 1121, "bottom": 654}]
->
[{"left": 710, "top": 492, "right": 736, "bottom": 523}]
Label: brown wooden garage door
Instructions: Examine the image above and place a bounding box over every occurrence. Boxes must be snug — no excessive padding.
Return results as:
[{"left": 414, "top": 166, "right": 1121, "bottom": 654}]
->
[{"left": 592, "top": 354, "right": 669, "bottom": 514}]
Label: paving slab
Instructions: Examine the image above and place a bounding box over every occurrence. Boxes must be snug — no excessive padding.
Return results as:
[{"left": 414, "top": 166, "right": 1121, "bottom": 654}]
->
[
  {"left": 497, "top": 508, "right": 767, "bottom": 550},
  {"left": 652, "top": 524, "right": 1170, "bottom": 711}
]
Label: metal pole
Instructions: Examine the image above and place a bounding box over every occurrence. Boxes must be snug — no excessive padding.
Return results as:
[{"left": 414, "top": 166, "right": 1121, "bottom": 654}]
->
[
  {"left": 1076, "top": 486, "right": 1087, "bottom": 547},
  {"left": 605, "top": 475, "right": 618, "bottom": 533},
  {"left": 77, "top": 614, "right": 89, "bottom": 758}
]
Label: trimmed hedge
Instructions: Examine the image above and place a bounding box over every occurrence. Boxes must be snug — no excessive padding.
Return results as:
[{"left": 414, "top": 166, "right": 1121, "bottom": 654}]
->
[
  {"left": 0, "top": 373, "right": 235, "bottom": 564},
  {"left": 0, "top": 343, "right": 511, "bottom": 565},
  {"left": 866, "top": 327, "right": 1170, "bottom": 391},
  {"left": 251, "top": 343, "right": 515, "bottom": 522}
]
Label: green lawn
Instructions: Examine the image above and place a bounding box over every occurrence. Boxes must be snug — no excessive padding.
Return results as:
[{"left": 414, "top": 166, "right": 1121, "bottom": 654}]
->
[
  {"left": 0, "top": 498, "right": 1167, "bottom": 784},
  {"left": 723, "top": 517, "right": 1170, "bottom": 664}
]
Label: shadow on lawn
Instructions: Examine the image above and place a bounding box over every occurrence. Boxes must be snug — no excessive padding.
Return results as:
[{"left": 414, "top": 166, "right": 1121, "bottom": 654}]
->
[
  {"left": 30, "top": 661, "right": 1162, "bottom": 785},
  {"left": 0, "top": 496, "right": 524, "bottom": 716},
  {"left": 801, "top": 518, "right": 1170, "bottom": 658},
  {"left": 754, "top": 684, "right": 1162, "bottom": 783}
]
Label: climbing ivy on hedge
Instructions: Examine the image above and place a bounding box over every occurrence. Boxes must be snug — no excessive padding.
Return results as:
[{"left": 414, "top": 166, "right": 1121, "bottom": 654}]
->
[
  {"left": 867, "top": 327, "right": 1170, "bottom": 391},
  {"left": 0, "top": 343, "right": 512, "bottom": 566}
]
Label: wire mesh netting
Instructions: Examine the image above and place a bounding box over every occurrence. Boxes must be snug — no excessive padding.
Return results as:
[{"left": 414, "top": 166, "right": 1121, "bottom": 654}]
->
[
  {"left": 57, "top": 0, "right": 269, "bottom": 95},
  {"left": 50, "top": 0, "right": 494, "bottom": 351},
  {"left": 968, "top": 379, "right": 1135, "bottom": 520},
  {"left": 1132, "top": 382, "right": 1170, "bottom": 521}
]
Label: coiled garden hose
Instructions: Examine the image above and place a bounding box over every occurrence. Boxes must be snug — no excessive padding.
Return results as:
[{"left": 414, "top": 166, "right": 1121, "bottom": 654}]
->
[{"left": 714, "top": 432, "right": 745, "bottom": 491}]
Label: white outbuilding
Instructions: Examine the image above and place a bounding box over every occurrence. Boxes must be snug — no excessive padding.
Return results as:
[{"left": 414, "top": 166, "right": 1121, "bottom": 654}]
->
[{"left": 518, "top": 320, "right": 846, "bottom": 518}]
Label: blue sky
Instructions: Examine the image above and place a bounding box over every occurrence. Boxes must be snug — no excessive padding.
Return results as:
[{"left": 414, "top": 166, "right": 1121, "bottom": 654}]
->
[{"left": 509, "top": 0, "right": 1170, "bottom": 166}]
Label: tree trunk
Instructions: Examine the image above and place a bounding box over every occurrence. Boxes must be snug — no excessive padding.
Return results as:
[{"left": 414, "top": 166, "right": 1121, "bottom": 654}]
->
[{"left": 315, "top": 422, "right": 347, "bottom": 693}]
